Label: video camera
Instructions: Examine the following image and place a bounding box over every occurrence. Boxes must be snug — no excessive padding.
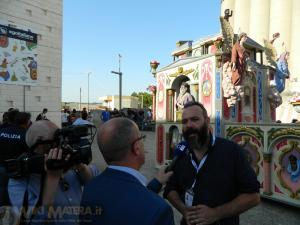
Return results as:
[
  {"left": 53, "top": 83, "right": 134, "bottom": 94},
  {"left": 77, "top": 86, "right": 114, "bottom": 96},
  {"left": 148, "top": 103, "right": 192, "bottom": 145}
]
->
[{"left": 4, "top": 124, "right": 97, "bottom": 178}]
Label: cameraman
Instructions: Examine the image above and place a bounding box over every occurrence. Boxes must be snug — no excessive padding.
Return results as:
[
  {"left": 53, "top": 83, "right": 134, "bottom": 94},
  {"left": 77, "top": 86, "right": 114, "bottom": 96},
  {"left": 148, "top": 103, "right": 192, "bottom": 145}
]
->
[{"left": 8, "top": 120, "right": 99, "bottom": 225}]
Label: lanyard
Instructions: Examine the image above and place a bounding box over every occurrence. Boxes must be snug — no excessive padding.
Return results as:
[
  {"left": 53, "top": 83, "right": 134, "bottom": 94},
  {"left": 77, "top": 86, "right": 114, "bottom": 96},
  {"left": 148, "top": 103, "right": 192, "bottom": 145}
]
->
[
  {"left": 189, "top": 135, "right": 215, "bottom": 189},
  {"left": 189, "top": 154, "right": 207, "bottom": 189}
]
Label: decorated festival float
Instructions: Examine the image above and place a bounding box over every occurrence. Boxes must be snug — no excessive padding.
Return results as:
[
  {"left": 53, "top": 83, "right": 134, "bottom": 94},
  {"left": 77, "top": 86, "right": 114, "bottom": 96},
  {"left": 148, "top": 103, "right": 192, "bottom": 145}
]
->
[{"left": 150, "top": 1, "right": 300, "bottom": 207}]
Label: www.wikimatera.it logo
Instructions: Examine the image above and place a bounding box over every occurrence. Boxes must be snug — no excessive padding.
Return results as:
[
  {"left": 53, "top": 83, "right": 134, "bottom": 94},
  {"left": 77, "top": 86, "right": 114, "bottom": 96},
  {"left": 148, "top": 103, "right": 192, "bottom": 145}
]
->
[{"left": 0, "top": 205, "right": 102, "bottom": 224}]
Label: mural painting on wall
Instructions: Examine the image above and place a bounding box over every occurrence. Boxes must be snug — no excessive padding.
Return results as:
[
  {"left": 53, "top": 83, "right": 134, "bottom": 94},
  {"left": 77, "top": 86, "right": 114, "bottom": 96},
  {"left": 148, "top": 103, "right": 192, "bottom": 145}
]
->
[
  {"left": 201, "top": 59, "right": 213, "bottom": 116},
  {"left": 226, "top": 126, "right": 264, "bottom": 176},
  {"left": 0, "top": 22, "right": 37, "bottom": 85},
  {"left": 157, "top": 73, "right": 165, "bottom": 120},
  {"left": 268, "top": 128, "right": 300, "bottom": 199}
]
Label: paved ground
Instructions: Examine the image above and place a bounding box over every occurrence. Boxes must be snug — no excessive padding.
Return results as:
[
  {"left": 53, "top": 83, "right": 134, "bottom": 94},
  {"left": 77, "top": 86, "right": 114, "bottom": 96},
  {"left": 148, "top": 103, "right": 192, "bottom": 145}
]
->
[{"left": 91, "top": 130, "right": 300, "bottom": 225}]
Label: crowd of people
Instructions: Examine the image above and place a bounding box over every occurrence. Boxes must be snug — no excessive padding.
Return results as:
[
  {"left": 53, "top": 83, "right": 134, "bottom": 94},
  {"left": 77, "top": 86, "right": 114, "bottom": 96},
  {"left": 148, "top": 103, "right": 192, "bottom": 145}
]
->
[
  {"left": 0, "top": 102, "right": 262, "bottom": 225},
  {"left": 61, "top": 108, "right": 93, "bottom": 127},
  {"left": 100, "top": 107, "right": 153, "bottom": 131}
]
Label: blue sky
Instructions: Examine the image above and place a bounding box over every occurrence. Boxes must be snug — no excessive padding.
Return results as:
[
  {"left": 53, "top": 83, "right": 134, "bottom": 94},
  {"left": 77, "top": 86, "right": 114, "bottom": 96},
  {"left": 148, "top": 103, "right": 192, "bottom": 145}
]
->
[{"left": 62, "top": 0, "right": 221, "bottom": 103}]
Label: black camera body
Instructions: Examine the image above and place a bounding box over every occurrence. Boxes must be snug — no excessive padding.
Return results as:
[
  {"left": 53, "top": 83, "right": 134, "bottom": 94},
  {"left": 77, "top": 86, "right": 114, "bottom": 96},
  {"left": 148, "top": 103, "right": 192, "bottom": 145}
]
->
[{"left": 5, "top": 124, "right": 96, "bottom": 178}]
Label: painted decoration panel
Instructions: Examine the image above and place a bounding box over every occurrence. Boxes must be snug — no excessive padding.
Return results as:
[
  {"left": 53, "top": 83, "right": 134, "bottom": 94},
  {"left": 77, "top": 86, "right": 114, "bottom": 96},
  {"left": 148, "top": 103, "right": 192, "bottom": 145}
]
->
[
  {"left": 200, "top": 59, "right": 213, "bottom": 116},
  {"left": 156, "top": 125, "right": 164, "bottom": 165},
  {"left": 231, "top": 104, "right": 236, "bottom": 120},
  {"left": 0, "top": 22, "right": 37, "bottom": 85},
  {"left": 216, "top": 71, "right": 221, "bottom": 100},
  {"left": 226, "top": 126, "right": 264, "bottom": 185},
  {"left": 257, "top": 71, "right": 263, "bottom": 122},
  {"left": 223, "top": 96, "right": 230, "bottom": 120},
  {"left": 156, "top": 73, "right": 166, "bottom": 120},
  {"left": 268, "top": 131, "right": 300, "bottom": 204},
  {"left": 215, "top": 110, "right": 221, "bottom": 137}
]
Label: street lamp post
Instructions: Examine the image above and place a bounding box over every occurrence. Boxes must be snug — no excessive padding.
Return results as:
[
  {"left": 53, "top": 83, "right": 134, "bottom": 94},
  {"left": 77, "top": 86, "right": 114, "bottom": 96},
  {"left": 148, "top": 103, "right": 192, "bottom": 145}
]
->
[
  {"left": 111, "top": 54, "right": 122, "bottom": 110},
  {"left": 87, "top": 72, "right": 91, "bottom": 112},
  {"left": 80, "top": 87, "right": 82, "bottom": 111}
]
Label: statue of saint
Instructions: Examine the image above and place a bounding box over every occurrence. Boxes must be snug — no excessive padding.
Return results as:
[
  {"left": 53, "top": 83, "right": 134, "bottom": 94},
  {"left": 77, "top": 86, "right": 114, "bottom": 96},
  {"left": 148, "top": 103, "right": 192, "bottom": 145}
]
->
[
  {"left": 275, "top": 51, "right": 290, "bottom": 93},
  {"left": 176, "top": 82, "right": 194, "bottom": 110},
  {"left": 231, "top": 32, "right": 249, "bottom": 86}
]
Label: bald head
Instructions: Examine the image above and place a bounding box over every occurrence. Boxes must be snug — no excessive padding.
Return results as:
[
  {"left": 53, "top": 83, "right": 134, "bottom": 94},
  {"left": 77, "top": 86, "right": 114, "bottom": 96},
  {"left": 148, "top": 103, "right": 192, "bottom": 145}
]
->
[
  {"left": 26, "top": 120, "right": 58, "bottom": 148},
  {"left": 98, "top": 117, "right": 138, "bottom": 164}
]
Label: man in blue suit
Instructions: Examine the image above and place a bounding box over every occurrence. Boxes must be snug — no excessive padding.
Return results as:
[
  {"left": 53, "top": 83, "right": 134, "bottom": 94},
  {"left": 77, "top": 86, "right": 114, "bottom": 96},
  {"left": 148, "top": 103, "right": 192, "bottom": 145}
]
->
[{"left": 80, "top": 117, "right": 175, "bottom": 225}]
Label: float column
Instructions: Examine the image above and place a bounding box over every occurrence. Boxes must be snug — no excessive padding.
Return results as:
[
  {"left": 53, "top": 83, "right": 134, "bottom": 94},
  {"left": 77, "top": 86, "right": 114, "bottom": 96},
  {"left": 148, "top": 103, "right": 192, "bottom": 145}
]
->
[{"left": 263, "top": 153, "right": 272, "bottom": 195}]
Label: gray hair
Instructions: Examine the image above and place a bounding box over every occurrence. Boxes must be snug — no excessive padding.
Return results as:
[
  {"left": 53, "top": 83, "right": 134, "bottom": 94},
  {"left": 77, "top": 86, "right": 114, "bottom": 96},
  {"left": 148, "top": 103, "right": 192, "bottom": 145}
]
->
[
  {"left": 97, "top": 118, "right": 136, "bottom": 163},
  {"left": 26, "top": 120, "right": 58, "bottom": 148}
]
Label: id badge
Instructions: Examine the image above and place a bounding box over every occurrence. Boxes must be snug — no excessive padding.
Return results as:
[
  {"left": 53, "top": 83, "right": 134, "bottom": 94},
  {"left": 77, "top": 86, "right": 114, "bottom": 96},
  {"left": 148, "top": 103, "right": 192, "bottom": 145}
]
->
[{"left": 185, "top": 189, "right": 194, "bottom": 207}]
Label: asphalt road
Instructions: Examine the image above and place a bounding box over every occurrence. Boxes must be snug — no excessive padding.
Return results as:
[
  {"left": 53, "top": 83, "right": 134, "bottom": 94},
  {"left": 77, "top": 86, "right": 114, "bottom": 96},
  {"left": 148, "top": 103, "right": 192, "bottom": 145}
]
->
[{"left": 90, "top": 130, "right": 300, "bottom": 225}]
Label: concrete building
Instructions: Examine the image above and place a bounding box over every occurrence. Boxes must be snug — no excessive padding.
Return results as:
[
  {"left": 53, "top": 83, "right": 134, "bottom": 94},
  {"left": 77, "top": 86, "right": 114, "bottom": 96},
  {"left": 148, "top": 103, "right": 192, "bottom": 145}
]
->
[
  {"left": 61, "top": 102, "right": 103, "bottom": 111},
  {"left": 99, "top": 95, "right": 139, "bottom": 110},
  {"left": 0, "top": 0, "right": 62, "bottom": 125},
  {"left": 221, "top": 0, "right": 300, "bottom": 122}
]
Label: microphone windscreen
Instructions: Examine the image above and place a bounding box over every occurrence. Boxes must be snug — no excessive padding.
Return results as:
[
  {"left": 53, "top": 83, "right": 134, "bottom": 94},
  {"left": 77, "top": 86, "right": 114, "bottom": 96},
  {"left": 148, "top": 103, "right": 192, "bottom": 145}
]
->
[{"left": 174, "top": 141, "right": 189, "bottom": 157}]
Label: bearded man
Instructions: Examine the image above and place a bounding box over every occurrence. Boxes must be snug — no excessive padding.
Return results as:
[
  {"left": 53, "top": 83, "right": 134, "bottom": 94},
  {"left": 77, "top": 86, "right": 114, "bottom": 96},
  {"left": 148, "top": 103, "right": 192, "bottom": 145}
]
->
[{"left": 164, "top": 102, "right": 260, "bottom": 225}]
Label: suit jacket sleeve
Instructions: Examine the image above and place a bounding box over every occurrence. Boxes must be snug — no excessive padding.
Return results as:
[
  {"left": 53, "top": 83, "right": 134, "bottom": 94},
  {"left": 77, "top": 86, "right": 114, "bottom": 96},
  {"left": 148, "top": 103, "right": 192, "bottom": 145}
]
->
[{"left": 147, "top": 178, "right": 163, "bottom": 193}]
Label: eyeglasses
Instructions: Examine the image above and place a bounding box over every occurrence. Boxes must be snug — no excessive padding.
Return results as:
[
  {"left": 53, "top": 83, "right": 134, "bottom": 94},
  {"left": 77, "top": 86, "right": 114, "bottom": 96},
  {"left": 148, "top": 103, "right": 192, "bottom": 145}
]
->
[{"left": 131, "top": 134, "right": 146, "bottom": 147}]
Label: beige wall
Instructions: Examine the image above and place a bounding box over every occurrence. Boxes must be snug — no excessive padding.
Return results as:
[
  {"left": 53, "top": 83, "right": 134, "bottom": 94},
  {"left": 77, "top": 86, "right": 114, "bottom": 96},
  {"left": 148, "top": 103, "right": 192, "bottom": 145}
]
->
[
  {"left": 0, "top": 0, "right": 62, "bottom": 126},
  {"left": 249, "top": 0, "right": 270, "bottom": 44},
  {"left": 233, "top": 0, "right": 250, "bottom": 34},
  {"left": 290, "top": 0, "right": 300, "bottom": 91},
  {"left": 99, "top": 96, "right": 139, "bottom": 110}
]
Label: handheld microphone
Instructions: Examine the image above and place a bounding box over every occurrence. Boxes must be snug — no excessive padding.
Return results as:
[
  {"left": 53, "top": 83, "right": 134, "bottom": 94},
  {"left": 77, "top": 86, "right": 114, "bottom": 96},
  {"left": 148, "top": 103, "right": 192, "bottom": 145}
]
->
[{"left": 165, "top": 141, "right": 189, "bottom": 172}]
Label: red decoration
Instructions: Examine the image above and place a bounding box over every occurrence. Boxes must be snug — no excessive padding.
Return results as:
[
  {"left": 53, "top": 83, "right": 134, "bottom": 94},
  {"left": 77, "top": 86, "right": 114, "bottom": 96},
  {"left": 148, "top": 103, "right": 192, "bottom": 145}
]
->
[
  {"left": 156, "top": 125, "right": 164, "bottom": 165},
  {"left": 223, "top": 96, "right": 230, "bottom": 120},
  {"left": 274, "top": 185, "right": 284, "bottom": 194},
  {"left": 147, "top": 85, "right": 157, "bottom": 93}
]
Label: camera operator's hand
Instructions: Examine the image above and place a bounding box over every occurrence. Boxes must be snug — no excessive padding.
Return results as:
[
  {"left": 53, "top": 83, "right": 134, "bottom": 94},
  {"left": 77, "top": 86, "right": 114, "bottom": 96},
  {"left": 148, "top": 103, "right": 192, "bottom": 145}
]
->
[
  {"left": 42, "top": 148, "right": 70, "bottom": 206},
  {"left": 45, "top": 148, "right": 64, "bottom": 177}
]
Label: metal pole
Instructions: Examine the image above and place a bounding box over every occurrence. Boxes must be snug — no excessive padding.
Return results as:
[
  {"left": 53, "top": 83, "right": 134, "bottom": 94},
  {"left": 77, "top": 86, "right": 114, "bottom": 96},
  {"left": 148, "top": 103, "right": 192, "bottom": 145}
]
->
[
  {"left": 119, "top": 54, "right": 122, "bottom": 110},
  {"left": 80, "top": 87, "right": 82, "bottom": 111},
  {"left": 88, "top": 72, "right": 91, "bottom": 112},
  {"left": 111, "top": 54, "right": 122, "bottom": 110}
]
